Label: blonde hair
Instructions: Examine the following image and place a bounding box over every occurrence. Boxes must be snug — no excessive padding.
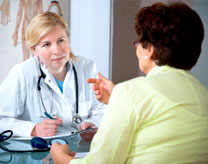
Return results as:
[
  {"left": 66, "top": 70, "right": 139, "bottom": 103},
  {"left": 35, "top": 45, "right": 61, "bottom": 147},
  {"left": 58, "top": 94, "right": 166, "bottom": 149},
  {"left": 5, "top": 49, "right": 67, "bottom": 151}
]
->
[{"left": 26, "top": 12, "right": 76, "bottom": 60}]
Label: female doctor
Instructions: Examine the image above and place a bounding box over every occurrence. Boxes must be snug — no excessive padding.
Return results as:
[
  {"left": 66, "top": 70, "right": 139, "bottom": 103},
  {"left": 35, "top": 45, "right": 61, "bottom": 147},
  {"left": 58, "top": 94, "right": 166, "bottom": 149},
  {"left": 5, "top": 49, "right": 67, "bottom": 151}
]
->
[{"left": 0, "top": 12, "right": 106, "bottom": 139}]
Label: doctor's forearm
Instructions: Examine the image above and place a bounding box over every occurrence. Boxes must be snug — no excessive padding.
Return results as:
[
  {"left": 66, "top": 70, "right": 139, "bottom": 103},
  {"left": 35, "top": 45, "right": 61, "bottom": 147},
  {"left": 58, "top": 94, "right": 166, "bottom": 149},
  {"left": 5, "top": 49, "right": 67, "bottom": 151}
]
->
[{"left": 0, "top": 117, "right": 35, "bottom": 136}]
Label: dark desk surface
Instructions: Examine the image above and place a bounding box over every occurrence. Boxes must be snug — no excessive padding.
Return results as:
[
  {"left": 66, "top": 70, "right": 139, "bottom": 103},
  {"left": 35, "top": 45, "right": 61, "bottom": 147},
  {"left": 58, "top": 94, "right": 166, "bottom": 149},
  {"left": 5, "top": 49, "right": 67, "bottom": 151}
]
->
[{"left": 0, "top": 134, "right": 91, "bottom": 164}]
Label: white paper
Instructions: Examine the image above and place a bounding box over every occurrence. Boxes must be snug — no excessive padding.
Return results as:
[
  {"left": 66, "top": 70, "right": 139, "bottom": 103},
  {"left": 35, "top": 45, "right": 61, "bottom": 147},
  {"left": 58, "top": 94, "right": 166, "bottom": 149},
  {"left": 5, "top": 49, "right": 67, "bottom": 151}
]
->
[
  {"left": 11, "top": 128, "right": 74, "bottom": 140},
  {"left": 75, "top": 152, "right": 88, "bottom": 158},
  {"left": 11, "top": 126, "right": 96, "bottom": 140}
]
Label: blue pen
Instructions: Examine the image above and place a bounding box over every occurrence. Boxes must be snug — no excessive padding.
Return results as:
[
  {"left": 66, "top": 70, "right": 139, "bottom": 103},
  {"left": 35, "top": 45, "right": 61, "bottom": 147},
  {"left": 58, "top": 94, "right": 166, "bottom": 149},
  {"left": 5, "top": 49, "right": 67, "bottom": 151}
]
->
[
  {"left": 44, "top": 112, "right": 55, "bottom": 119},
  {"left": 44, "top": 112, "right": 63, "bottom": 127}
]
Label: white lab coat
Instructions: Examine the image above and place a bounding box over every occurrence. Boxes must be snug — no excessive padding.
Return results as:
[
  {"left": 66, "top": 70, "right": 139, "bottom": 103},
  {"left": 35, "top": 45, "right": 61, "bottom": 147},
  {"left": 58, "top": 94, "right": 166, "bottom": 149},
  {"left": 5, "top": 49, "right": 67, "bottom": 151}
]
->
[{"left": 0, "top": 56, "right": 106, "bottom": 137}]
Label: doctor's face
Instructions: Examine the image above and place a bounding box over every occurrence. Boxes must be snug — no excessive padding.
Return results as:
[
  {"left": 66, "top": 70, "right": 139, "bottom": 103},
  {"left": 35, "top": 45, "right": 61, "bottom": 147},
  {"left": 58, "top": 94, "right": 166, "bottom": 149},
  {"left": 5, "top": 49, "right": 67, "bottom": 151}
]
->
[{"left": 32, "top": 25, "right": 70, "bottom": 73}]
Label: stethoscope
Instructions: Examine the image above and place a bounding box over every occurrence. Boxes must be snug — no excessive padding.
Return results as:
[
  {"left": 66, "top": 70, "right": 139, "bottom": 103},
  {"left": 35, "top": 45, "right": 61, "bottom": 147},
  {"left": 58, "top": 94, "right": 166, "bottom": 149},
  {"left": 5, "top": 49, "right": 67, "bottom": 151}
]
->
[
  {"left": 0, "top": 127, "right": 96, "bottom": 153},
  {"left": 37, "top": 63, "right": 82, "bottom": 127},
  {"left": 0, "top": 130, "right": 67, "bottom": 153}
]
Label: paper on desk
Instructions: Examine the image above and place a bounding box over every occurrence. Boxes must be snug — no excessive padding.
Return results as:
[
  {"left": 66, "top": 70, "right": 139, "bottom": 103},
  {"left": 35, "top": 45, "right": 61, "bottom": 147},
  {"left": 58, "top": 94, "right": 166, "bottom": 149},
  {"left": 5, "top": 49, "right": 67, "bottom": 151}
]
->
[
  {"left": 75, "top": 152, "right": 88, "bottom": 158},
  {"left": 11, "top": 128, "right": 74, "bottom": 140},
  {"left": 11, "top": 126, "right": 96, "bottom": 140}
]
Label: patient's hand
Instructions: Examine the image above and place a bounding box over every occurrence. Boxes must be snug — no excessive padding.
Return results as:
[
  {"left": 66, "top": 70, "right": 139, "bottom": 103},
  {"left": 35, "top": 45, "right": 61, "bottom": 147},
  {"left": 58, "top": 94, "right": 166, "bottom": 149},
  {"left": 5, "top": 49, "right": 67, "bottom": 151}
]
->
[
  {"left": 87, "top": 72, "right": 115, "bottom": 104},
  {"left": 79, "top": 122, "right": 97, "bottom": 140}
]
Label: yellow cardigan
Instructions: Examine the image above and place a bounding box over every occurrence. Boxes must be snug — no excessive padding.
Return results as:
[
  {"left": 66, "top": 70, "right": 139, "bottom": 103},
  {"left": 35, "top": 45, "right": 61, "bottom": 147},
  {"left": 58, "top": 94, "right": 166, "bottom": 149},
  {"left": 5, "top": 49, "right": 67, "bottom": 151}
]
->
[{"left": 71, "top": 65, "right": 208, "bottom": 164}]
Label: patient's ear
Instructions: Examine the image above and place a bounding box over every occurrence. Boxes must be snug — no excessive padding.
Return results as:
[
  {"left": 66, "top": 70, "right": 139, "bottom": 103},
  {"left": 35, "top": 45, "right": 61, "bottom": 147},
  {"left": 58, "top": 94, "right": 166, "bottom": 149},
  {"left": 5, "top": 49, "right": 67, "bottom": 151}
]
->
[{"left": 146, "top": 44, "right": 155, "bottom": 60}]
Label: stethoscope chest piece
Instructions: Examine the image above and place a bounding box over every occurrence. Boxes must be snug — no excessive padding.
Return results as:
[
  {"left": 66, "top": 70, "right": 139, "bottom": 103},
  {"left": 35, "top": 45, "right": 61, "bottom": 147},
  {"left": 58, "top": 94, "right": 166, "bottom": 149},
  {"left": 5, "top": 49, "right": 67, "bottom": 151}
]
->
[{"left": 72, "top": 115, "right": 82, "bottom": 125}]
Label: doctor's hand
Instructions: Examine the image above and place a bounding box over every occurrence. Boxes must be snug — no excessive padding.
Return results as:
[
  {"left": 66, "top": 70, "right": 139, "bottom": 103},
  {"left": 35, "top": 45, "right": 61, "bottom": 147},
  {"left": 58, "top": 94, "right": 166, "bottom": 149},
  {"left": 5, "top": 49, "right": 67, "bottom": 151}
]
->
[
  {"left": 31, "top": 116, "right": 63, "bottom": 137},
  {"left": 87, "top": 72, "right": 115, "bottom": 104},
  {"left": 50, "top": 142, "right": 75, "bottom": 164},
  {"left": 79, "top": 122, "right": 97, "bottom": 140}
]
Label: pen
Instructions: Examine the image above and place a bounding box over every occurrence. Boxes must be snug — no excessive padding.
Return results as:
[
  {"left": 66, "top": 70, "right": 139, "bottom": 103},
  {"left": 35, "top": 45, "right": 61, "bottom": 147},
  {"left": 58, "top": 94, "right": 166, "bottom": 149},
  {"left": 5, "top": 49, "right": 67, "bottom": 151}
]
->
[
  {"left": 44, "top": 112, "right": 55, "bottom": 119},
  {"left": 44, "top": 112, "right": 63, "bottom": 127}
]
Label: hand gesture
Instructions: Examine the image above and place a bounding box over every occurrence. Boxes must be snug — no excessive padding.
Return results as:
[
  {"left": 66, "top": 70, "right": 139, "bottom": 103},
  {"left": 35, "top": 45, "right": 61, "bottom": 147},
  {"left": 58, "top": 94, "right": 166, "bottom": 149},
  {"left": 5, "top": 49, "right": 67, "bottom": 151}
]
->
[{"left": 87, "top": 72, "right": 115, "bottom": 104}]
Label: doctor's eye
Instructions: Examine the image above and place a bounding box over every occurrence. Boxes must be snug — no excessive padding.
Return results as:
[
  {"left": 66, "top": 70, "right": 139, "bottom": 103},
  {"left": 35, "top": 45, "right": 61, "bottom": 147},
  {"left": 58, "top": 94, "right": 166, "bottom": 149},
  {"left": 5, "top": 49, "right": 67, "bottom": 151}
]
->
[
  {"left": 42, "top": 43, "right": 51, "bottom": 48},
  {"left": 57, "top": 38, "right": 65, "bottom": 44}
]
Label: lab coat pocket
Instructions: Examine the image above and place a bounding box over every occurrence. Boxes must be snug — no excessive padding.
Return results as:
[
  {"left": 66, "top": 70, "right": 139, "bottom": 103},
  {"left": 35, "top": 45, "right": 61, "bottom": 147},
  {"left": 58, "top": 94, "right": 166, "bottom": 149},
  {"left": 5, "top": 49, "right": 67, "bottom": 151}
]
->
[{"left": 78, "top": 101, "right": 92, "bottom": 119}]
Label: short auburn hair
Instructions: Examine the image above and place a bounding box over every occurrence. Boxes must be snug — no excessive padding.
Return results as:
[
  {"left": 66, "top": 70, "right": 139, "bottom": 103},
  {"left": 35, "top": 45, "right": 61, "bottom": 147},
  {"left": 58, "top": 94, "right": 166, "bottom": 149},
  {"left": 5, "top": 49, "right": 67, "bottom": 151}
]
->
[{"left": 135, "top": 2, "right": 204, "bottom": 70}]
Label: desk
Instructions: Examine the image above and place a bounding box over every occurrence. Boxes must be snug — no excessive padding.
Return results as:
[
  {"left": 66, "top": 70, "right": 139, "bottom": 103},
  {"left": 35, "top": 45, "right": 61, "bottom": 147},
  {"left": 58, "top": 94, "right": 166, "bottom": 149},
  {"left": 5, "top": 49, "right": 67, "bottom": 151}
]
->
[{"left": 0, "top": 134, "right": 91, "bottom": 164}]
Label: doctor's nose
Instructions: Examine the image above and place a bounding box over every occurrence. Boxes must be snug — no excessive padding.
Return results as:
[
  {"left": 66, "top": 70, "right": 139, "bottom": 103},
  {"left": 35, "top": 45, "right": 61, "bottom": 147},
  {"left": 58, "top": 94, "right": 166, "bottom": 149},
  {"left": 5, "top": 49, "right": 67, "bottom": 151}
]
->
[{"left": 51, "top": 43, "right": 61, "bottom": 55}]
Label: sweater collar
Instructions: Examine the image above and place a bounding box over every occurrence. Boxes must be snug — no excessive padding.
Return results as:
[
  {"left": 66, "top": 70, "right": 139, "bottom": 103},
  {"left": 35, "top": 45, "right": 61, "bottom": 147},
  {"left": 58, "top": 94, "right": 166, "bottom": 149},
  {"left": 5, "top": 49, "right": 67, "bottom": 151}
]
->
[{"left": 147, "top": 65, "right": 173, "bottom": 77}]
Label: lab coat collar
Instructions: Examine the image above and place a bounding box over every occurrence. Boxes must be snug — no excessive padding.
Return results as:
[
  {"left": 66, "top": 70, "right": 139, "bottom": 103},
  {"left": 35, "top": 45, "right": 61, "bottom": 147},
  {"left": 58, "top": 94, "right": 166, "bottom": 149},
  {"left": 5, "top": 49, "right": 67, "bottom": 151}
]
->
[{"left": 37, "top": 57, "right": 73, "bottom": 98}]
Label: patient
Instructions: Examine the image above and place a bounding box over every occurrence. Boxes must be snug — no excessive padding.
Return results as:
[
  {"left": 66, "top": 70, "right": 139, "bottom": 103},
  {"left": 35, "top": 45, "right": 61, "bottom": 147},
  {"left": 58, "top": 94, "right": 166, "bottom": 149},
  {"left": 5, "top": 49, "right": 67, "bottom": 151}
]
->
[{"left": 50, "top": 2, "right": 208, "bottom": 163}]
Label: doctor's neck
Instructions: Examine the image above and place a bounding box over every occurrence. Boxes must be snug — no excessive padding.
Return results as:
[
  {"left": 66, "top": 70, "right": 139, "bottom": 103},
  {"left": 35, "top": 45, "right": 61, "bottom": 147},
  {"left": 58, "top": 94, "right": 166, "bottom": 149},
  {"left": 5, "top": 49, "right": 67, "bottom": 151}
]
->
[{"left": 49, "top": 64, "right": 67, "bottom": 81}]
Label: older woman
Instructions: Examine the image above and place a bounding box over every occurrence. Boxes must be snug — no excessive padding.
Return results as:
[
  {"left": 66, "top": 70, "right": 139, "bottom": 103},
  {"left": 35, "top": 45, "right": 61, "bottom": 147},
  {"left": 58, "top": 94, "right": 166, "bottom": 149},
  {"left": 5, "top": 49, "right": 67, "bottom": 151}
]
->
[{"left": 50, "top": 2, "right": 208, "bottom": 164}]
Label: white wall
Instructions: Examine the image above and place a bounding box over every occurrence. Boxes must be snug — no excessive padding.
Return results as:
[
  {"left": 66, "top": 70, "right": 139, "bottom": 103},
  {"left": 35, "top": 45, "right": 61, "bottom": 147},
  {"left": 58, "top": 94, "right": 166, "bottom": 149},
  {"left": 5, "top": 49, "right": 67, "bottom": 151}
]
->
[{"left": 70, "top": 0, "right": 111, "bottom": 78}]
